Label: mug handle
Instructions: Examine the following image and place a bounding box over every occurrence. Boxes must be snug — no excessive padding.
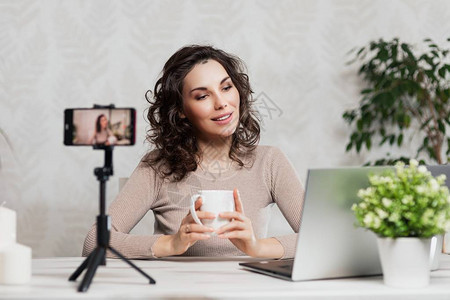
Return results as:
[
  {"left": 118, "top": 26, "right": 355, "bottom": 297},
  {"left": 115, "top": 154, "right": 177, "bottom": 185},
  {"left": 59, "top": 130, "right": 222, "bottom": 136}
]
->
[{"left": 190, "top": 194, "right": 203, "bottom": 225}]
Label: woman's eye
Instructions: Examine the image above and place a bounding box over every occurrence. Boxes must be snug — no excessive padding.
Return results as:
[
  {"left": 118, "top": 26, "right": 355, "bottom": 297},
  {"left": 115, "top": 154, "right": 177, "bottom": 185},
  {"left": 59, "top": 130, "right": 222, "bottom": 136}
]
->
[
  {"left": 196, "top": 95, "right": 207, "bottom": 100},
  {"left": 223, "top": 85, "right": 232, "bottom": 91}
]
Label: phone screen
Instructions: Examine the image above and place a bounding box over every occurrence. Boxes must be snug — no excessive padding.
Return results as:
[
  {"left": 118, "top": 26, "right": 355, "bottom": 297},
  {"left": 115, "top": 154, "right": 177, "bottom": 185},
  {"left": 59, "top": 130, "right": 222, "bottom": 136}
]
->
[{"left": 64, "top": 108, "right": 136, "bottom": 146}]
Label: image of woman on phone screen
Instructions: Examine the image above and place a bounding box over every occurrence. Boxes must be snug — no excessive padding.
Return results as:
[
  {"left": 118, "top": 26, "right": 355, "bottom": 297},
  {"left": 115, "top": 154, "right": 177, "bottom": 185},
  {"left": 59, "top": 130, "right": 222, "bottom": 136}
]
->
[
  {"left": 88, "top": 114, "right": 116, "bottom": 146},
  {"left": 83, "top": 45, "right": 304, "bottom": 259}
]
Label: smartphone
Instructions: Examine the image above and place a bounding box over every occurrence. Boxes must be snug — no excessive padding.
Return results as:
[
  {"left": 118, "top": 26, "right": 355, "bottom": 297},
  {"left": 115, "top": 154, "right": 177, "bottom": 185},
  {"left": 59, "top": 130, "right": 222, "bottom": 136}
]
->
[{"left": 64, "top": 107, "right": 136, "bottom": 146}]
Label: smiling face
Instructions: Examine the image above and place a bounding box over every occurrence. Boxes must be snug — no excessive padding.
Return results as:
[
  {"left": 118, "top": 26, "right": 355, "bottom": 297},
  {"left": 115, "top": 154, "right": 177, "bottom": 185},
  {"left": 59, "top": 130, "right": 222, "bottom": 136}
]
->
[{"left": 181, "top": 59, "right": 240, "bottom": 142}]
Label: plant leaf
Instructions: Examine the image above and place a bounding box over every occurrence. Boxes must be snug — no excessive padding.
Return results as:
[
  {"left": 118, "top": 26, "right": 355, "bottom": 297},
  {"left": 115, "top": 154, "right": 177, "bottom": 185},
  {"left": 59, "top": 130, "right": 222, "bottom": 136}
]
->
[
  {"left": 438, "top": 120, "right": 446, "bottom": 133},
  {"left": 438, "top": 66, "right": 447, "bottom": 78},
  {"left": 397, "top": 133, "right": 403, "bottom": 146}
]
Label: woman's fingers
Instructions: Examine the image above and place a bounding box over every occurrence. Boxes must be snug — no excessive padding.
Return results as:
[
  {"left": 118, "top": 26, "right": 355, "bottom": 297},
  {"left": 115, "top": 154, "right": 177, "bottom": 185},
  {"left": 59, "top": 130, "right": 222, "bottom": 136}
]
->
[
  {"left": 187, "top": 197, "right": 203, "bottom": 217},
  {"left": 216, "top": 220, "right": 246, "bottom": 235},
  {"left": 194, "top": 197, "right": 203, "bottom": 210},
  {"left": 186, "top": 232, "right": 211, "bottom": 240},
  {"left": 180, "top": 223, "right": 213, "bottom": 243},
  {"left": 218, "top": 211, "right": 245, "bottom": 221},
  {"left": 233, "top": 188, "right": 244, "bottom": 214},
  {"left": 218, "top": 229, "right": 247, "bottom": 239},
  {"left": 184, "top": 211, "right": 216, "bottom": 224},
  {"left": 195, "top": 211, "right": 216, "bottom": 219},
  {"left": 183, "top": 223, "right": 214, "bottom": 234}
]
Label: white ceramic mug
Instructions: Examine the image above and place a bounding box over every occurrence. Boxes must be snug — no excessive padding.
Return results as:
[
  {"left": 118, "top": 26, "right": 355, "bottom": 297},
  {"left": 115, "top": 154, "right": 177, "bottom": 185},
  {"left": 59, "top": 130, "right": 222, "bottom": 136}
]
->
[{"left": 190, "top": 190, "right": 235, "bottom": 231}]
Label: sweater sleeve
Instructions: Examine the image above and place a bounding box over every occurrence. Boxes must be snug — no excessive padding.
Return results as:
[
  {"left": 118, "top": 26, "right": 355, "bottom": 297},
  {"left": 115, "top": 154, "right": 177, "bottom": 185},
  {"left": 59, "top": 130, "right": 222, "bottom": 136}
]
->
[
  {"left": 82, "top": 161, "right": 163, "bottom": 259},
  {"left": 266, "top": 147, "right": 304, "bottom": 259}
]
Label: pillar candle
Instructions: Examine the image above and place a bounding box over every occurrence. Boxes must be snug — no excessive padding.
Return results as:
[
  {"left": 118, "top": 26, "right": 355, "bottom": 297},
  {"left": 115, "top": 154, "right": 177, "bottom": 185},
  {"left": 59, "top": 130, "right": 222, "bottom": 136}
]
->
[
  {"left": 0, "top": 206, "right": 16, "bottom": 247},
  {"left": 0, "top": 243, "right": 32, "bottom": 285}
]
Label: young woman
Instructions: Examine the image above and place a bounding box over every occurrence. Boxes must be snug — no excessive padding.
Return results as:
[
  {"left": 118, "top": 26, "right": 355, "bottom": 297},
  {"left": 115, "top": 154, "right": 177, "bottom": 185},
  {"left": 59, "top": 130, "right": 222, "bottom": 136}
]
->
[
  {"left": 83, "top": 45, "right": 304, "bottom": 259},
  {"left": 88, "top": 114, "right": 115, "bottom": 145}
]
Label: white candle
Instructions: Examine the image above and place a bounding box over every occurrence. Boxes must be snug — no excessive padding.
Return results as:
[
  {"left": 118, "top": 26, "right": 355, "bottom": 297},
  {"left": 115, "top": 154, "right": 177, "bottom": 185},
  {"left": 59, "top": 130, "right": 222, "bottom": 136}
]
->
[
  {"left": 0, "top": 243, "right": 32, "bottom": 285},
  {"left": 0, "top": 206, "right": 16, "bottom": 247}
]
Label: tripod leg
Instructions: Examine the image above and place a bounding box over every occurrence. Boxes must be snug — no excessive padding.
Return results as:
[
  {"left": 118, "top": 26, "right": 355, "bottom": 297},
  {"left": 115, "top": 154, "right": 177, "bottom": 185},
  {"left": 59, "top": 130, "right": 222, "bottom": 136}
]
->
[
  {"left": 101, "top": 253, "right": 106, "bottom": 266},
  {"left": 78, "top": 247, "right": 105, "bottom": 292},
  {"left": 109, "top": 246, "right": 156, "bottom": 284},
  {"left": 69, "top": 250, "right": 95, "bottom": 281}
]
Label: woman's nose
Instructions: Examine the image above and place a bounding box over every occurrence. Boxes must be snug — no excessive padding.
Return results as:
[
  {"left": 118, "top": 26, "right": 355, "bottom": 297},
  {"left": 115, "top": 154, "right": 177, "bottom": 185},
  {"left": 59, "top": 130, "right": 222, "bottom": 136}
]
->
[{"left": 214, "top": 95, "right": 228, "bottom": 110}]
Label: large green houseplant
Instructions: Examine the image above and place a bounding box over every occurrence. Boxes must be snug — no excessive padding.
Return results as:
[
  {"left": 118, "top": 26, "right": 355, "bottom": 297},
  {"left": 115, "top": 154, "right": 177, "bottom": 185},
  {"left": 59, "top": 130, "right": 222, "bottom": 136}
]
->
[{"left": 343, "top": 37, "right": 450, "bottom": 165}]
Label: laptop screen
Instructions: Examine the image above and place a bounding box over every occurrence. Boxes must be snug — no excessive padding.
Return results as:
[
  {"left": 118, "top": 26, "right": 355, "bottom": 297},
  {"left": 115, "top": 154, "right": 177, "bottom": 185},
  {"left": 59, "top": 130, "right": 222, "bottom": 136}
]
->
[{"left": 291, "top": 167, "right": 388, "bottom": 280}]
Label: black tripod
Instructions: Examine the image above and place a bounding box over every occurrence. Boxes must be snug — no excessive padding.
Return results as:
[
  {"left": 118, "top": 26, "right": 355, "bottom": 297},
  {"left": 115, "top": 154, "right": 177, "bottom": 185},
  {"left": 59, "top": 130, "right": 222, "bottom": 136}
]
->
[{"left": 68, "top": 146, "right": 156, "bottom": 292}]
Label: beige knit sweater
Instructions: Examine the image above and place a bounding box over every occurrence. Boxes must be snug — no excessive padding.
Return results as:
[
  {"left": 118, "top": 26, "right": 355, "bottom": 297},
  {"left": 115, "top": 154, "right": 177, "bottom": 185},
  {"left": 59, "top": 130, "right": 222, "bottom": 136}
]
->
[{"left": 82, "top": 145, "right": 304, "bottom": 259}]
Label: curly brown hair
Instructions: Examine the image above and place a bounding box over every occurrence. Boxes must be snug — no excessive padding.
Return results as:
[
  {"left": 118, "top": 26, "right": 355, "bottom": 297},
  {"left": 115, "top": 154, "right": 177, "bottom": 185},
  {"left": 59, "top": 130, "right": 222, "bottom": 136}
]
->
[{"left": 144, "top": 45, "right": 260, "bottom": 181}]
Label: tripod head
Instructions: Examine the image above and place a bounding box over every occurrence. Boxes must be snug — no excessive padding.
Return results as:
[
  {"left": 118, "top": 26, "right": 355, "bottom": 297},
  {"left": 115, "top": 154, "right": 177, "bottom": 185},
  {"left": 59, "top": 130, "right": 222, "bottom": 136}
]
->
[{"left": 93, "top": 145, "right": 114, "bottom": 182}]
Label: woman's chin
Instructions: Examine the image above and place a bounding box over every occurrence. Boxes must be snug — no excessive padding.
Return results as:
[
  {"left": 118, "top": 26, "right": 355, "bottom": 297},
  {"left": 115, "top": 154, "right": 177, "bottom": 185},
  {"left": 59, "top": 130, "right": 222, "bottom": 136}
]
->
[
  {"left": 199, "top": 124, "right": 238, "bottom": 142},
  {"left": 220, "top": 125, "right": 238, "bottom": 138}
]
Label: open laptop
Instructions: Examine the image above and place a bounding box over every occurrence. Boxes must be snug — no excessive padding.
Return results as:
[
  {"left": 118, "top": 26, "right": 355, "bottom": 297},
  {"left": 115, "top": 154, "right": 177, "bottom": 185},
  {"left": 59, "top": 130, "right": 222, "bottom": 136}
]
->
[{"left": 239, "top": 165, "right": 450, "bottom": 281}]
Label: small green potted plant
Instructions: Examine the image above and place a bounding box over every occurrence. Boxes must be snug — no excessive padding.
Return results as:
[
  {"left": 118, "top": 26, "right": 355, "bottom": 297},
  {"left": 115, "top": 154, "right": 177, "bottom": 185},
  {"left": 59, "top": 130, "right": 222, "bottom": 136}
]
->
[{"left": 352, "top": 159, "right": 450, "bottom": 288}]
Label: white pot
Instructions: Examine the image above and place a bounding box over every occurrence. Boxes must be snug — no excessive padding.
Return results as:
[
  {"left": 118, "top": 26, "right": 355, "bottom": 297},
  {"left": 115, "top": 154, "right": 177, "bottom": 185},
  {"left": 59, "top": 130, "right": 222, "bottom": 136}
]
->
[
  {"left": 430, "top": 235, "right": 442, "bottom": 271},
  {"left": 377, "top": 237, "right": 432, "bottom": 288}
]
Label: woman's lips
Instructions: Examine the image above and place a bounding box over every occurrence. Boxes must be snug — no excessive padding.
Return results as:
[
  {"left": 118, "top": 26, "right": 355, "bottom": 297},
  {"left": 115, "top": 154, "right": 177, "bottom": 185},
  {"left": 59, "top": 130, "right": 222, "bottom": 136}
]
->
[{"left": 211, "top": 112, "right": 233, "bottom": 125}]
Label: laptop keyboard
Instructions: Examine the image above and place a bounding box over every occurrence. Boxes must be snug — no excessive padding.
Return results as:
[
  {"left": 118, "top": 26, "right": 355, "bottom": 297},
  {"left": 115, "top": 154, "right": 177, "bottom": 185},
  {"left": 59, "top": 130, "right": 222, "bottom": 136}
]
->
[
  {"left": 279, "top": 264, "right": 293, "bottom": 270},
  {"left": 240, "top": 259, "right": 294, "bottom": 278}
]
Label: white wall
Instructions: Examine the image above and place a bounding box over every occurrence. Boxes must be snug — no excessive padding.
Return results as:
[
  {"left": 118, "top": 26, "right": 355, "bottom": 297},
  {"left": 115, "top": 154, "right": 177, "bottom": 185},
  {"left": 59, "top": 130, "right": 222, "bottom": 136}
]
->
[{"left": 1, "top": 0, "right": 449, "bottom": 257}]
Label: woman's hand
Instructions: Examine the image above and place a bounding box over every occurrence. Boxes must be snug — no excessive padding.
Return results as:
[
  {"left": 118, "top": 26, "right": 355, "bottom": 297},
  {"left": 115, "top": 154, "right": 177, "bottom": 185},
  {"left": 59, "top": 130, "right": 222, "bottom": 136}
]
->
[
  {"left": 215, "top": 189, "right": 261, "bottom": 257},
  {"left": 216, "top": 189, "right": 284, "bottom": 258},
  {"left": 170, "top": 197, "right": 215, "bottom": 255}
]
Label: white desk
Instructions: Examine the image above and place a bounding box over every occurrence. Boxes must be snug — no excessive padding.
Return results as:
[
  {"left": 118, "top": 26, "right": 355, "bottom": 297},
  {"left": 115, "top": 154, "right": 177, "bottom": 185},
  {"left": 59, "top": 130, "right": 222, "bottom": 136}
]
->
[{"left": 1, "top": 256, "right": 450, "bottom": 299}]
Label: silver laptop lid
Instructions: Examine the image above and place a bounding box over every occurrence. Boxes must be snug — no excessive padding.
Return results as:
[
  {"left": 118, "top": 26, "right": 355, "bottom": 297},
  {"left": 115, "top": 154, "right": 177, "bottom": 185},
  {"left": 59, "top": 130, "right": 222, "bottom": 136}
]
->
[
  {"left": 428, "top": 165, "right": 450, "bottom": 186},
  {"left": 291, "top": 167, "right": 388, "bottom": 281}
]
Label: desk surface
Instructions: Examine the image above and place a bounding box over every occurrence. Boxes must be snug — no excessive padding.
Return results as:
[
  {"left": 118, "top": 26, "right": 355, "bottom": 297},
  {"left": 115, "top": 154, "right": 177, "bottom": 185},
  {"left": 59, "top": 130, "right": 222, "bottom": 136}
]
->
[{"left": 1, "top": 256, "right": 450, "bottom": 299}]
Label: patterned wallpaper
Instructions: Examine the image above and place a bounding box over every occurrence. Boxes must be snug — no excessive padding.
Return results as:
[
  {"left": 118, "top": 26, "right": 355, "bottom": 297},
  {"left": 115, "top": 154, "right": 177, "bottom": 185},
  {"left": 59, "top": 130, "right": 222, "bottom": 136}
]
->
[{"left": 1, "top": 0, "right": 449, "bottom": 257}]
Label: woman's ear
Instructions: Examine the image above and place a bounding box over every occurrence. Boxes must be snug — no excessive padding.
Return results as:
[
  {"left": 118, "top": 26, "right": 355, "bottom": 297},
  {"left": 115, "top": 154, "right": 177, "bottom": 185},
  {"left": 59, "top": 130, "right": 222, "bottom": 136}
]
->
[{"left": 178, "top": 100, "right": 186, "bottom": 119}]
